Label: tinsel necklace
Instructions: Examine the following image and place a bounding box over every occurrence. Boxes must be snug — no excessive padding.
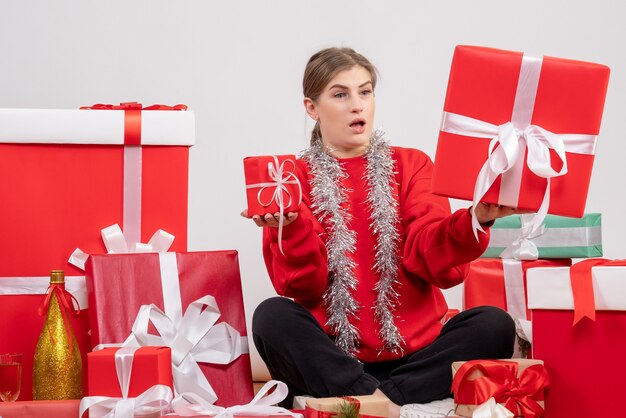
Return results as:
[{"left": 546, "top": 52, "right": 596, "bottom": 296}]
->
[{"left": 302, "top": 129, "right": 404, "bottom": 356}]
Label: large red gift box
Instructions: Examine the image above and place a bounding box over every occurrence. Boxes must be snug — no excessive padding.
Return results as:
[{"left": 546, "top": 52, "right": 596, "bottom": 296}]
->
[
  {"left": 244, "top": 155, "right": 302, "bottom": 216},
  {"left": 464, "top": 258, "right": 571, "bottom": 321},
  {"left": 527, "top": 261, "right": 626, "bottom": 418},
  {"left": 432, "top": 45, "right": 609, "bottom": 216},
  {"left": 85, "top": 250, "right": 253, "bottom": 407},
  {"left": 88, "top": 347, "right": 173, "bottom": 397},
  {"left": 0, "top": 104, "right": 193, "bottom": 400}
]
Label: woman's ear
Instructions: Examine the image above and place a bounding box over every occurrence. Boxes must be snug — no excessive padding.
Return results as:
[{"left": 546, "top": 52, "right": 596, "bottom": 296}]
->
[{"left": 303, "top": 97, "right": 318, "bottom": 121}]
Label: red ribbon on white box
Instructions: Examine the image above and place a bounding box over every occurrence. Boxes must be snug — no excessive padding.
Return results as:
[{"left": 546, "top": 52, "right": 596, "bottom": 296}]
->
[
  {"left": 170, "top": 380, "right": 302, "bottom": 418},
  {"left": 69, "top": 224, "right": 174, "bottom": 270},
  {"left": 79, "top": 347, "right": 174, "bottom": 418},
  {"left": 122, "top": 252, "right": 249, "bottom": 404},
  {"left": 246, "top": 156, "right": 302, "bottom": 255},
  {"left": 440, "top": 53, "right": 598, "bottom": 239}
]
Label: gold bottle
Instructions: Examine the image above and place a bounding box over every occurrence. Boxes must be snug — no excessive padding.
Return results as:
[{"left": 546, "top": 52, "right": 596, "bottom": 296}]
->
[{"left": 32, "top": 270, "right": 83, "bottom": 399}]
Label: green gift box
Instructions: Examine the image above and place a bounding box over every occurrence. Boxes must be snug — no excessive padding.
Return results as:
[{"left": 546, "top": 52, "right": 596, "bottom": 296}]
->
[{"left": 483, "top": 213, "right": 602, "bottom": 259}]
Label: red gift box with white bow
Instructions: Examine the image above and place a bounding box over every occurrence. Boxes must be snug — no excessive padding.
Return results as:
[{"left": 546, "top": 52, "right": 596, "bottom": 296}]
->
[
  {"left": 0, "top": 103, "right": 193, "bottom": 400},
  {"left": 85, "top": 250, "right": 253, "bottom": 407},
  {"left": 432, "top": 46, "right": 609, "bottom": 223}
]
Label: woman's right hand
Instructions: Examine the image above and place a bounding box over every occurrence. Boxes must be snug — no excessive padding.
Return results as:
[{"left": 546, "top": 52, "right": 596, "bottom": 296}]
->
[{"left": 240, "top": 209, "right": 299, "bottom": 228}]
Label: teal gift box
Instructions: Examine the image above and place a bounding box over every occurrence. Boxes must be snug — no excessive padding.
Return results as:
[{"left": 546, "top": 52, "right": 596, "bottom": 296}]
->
[{"left": 483, "top": 213, "right": 602, "bottom": 259}]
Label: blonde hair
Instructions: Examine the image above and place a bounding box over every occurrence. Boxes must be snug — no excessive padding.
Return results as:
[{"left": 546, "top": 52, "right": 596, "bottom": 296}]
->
[{"left": 303, "top": 47, "right": 378, "bottom": 144}]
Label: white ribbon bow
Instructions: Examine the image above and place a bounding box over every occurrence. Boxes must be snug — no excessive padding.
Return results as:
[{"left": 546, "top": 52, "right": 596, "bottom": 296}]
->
[
  {"left": 246, "top": 156, "right": 302, "bottom": 254},
  {"left": 469, "top": 120, "right": 569, "bottom": 239},
  {"left": 472, "top": 397, "right": 514, "bottom": 418},
  {"left": 499, "top": 215, "right": 547, "bottom": 260},
  {"left": 123, "top": 295, "right": 248, "bottom": 403},
  {"left": 170, "top": 380, "right": 302, "bottom": 418},
  {"left": 69, "top": 223, "right": 175, "bottom": 270},
  {"left": 79, "top": 347, "right": 174, "bottom": 418}
]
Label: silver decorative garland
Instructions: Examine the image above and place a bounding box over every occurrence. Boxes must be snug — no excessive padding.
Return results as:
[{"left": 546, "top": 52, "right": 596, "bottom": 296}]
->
[{"left": 302, "top": 129, "right": 403, "bottom": 356}]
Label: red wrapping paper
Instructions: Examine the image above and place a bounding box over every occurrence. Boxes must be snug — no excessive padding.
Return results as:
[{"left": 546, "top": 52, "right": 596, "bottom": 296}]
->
[
  {"left": 432, "top": 45, "right": 610, "bottom": 216},
  {"left": 85, "top": 251, "right": 253, "bottom": 406},
  {"left": 244, "top": 155, "right": 301, "bottom": 216},
  {"left": 88, "top": 347, "right": 173, "bottom": 397},
  {"left": 528, "top": 264, "right": 626, "bottom": 418},
  {"left": 464, "top": 258, "right": 571, "bottom": 320},
  {"left": 0, "top": 106, "right": 191, "bottom": 400},
  {"left": 0, "top": 400, "right": 80, "bottom": 418}
]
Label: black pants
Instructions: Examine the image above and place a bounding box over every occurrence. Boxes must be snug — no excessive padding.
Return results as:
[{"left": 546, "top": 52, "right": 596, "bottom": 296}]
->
[{"left": 252, "top": 297, "right": 515, "bottom": 407}]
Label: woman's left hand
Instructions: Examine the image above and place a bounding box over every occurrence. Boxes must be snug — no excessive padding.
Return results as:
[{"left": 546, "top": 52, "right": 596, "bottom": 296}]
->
[{"left": 473, "top": 202, "right": 533, "bottom": 224}]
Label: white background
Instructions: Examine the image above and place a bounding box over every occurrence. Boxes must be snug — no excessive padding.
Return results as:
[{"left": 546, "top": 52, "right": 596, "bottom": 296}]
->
[{"left": 2, "top": 1, "right": 624, "bottom": 380}]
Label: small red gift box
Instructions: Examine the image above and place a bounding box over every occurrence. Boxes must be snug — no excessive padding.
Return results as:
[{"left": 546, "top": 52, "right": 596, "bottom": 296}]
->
[
  {"left": 527, "top": 260, "right": 626, "bottom": 418},
  {"left": 304, "top": 395, "right": 388, "bottom": 418},
  {"left": 85, "top": 251, "right": 253, "bottom": 407},
  {"left": 451, "top": 359, "right": 548, "bottom": 417},
  {"left": 432, "top": 45, "right": 609, "bottom": 217},
  {"left": 464, "top": 258, "right": 571, "bottom": 321},
  {"left": 244, "top": 155, "right": 302, "bottom": 216},
  {"left": 88, "top": 347, "right": 173, "bottom": 398},
  {"left": 0, "top": 104, "right": 193, "bottom": 400}
]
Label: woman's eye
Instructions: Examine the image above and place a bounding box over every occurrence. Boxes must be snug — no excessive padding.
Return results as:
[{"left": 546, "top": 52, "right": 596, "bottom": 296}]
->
[
  {"left": 360, "top": 89, "right": 372, "bottom": 96},
  {"left": 333, "top": 92, "right": 347, "bottom": 99}
]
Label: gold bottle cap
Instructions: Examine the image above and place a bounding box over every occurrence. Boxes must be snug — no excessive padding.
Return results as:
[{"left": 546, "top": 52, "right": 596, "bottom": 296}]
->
[{"left": 50, "top": 270, "right": 65, "bottom": 284}]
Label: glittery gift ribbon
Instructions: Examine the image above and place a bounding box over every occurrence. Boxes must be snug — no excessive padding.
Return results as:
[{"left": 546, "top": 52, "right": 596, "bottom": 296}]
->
[
  {"left": 170, "top": 380, "right": 302, "bottom": 418},
  {"left": 79, "top": 347, "right": 174, "bottom": 418},
  {"left": 69, "top": 223, "right": 175, "bottom": 270},
  {"left": 452, "top": 360, "right": 548, "bottom": 418},
  {"left": 246, "top": 156, "right": 302, "bottom": 254},
  {"left": 122, "top": 252, "right": 248, "bottom": 403},
  {"left": 569, "top": 258, "right": 626, "bottom": 325},
  {"left": 471, "top": 397, "right": 514, "bottom": 418},
  {"left": 440, "top": 53, "right": 598, "bottom": 240}
]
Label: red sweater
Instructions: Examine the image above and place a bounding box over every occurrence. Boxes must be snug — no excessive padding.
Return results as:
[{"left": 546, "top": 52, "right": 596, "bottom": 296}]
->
[{"left": 263, "top": 146, "right": 490, "bottom": 362}]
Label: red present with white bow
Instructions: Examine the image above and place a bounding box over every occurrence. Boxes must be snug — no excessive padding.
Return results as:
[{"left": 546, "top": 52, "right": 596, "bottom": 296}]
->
[
  {"left": 244, "top": 155, "right": 302, "bottom": 216},
  {"left": 432, "top": 45, "right": 609, "bottom": 236},
  {"left": 80, "top": 346, "right": 174, "bottom": 418},
  {"left": 0, "top": 103, "right": 193, "bottom": 400},
  {"left": 527, "top": 260, "right": 626, "bottom": 418},
  {"left": 85, "top": 251, "right": 253, "bottom": 407}
]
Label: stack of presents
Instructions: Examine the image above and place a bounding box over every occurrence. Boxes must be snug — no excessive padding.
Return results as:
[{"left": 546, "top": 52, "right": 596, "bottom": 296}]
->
[{"left": 0, "top": 45, "right": 620, "bottom": 418}]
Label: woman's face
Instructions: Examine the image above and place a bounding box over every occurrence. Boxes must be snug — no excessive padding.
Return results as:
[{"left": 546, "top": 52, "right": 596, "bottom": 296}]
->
[{"left": 305, "top": 65, "right": 375, "bottom": 158}]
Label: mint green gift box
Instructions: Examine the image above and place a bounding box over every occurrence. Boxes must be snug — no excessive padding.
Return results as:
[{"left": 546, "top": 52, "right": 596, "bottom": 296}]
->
[{"left": 482, "top": 213, "right": 602, "bottom": 259}]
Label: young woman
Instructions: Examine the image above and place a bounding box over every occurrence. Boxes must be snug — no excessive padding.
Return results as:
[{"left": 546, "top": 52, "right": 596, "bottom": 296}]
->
[{"left": 244, "top": 47, "right": 519, "bottom": 417}]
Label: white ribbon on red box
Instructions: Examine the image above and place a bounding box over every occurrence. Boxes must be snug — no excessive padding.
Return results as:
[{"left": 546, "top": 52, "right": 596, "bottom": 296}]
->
[
  {"left": 69, "top": 223, "right": 174, "bottom": 270},
  {"left": 170, "top": 380, "right": 302, "bottom": 418},
  {"left": 122, "top": 252, "right": 249, "bottom": 404},
  {"left": 0, "top": 275, "right": 88, "bottom": 308},
  {"left": 440, "top": 53, "right": 598, "bottom": 239},
  {"left": 79, "top": 346, "right": 174, "bottom": 418}
]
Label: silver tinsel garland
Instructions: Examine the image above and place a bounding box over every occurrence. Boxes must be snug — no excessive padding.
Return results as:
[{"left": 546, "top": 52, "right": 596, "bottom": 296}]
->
[{"left": 302, "top": 129, "right": 403, "bottom": 356}]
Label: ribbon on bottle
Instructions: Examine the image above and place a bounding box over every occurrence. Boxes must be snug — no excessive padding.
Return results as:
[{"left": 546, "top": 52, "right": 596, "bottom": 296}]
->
[
  {"left": 73, "top": 102, "right": 187, "bottom": 257},
  {"left": 569, "top": 258, "right": 626, "bottom": 325},
  {"left": 246, "top": 156, "right": 302, "bottom": 255},
  {"left": 452, "top": 360, "right": 549, "bottom": 418},
  {"left": 440, "top": 54, "right": 598, "bottom": 240},
  {"left": 79, "top": 346, "right": 174, "bottom": 418},
  {"left": 471, "top": 397, "right": 514, "bottom": 418},
  {"left": 69, "top": 223, "right": 175, "bottom": 270},
  {"left": 170, "top": 380, "right": 302, "bottom": 418},
  {"left": 37, "top": 282, "right": 81, "bottom": 357},
  {"left": 121, "top": 252, "right": 248, "bottom": 403}
]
